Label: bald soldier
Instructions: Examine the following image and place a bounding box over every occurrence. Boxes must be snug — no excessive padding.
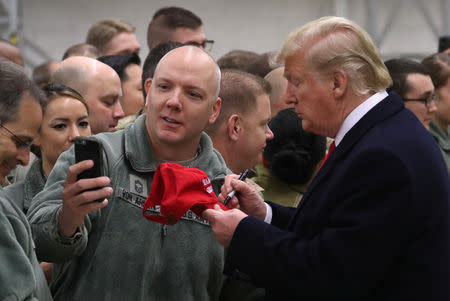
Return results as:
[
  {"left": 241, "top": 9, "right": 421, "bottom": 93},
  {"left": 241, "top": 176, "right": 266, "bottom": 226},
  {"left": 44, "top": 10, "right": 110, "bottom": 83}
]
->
[
  {"left": 264, "top": 66, "right": 294, "bottom": 118},
  {"left": 52, "top": 56, "right": 124, "bottom": 134},
  {"left": 28, "top": 46, "right": 229, "bottom": 300}
]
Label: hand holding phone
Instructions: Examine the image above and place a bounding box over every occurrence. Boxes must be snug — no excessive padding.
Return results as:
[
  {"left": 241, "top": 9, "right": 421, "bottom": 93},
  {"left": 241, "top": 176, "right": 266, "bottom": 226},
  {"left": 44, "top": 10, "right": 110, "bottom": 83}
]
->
[{"left": 74, "top": 137, "right": 105, "bottom": 202}]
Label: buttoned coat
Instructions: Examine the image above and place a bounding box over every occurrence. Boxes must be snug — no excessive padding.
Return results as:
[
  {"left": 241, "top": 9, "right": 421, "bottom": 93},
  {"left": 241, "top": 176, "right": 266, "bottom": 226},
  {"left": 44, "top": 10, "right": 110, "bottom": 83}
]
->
[{"left": 225, "top": 93, "right": 450, "bottom": 300}]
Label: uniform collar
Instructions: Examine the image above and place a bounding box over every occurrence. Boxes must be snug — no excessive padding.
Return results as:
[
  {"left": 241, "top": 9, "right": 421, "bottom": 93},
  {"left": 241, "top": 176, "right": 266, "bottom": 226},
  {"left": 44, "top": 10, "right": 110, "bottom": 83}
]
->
[
  {"left": 430, "top": 120, "right": 450, "bottom": 150},
  {"left": 23, "top": 159, "right": 46, "bottom": 209},
  {"left": 123, "top": 114, "right": 220, "bottom": 173}
]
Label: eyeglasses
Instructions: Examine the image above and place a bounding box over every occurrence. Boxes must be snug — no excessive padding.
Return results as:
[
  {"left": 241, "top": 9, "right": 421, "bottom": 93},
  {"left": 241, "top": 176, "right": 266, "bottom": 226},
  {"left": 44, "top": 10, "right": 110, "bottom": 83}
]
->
[
  {"left": 403, "top": 93, "right": 438, "bottom": 109},
  {"left": 185, "top": 40, "right": 215, "bottom": 52},
  {"left": 0, "top": 124, "right": 34, "bottom": 150}
]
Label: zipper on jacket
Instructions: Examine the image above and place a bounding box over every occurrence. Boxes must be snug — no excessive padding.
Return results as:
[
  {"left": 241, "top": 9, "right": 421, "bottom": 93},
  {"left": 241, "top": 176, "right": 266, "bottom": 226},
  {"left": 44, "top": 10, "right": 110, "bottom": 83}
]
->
[{"left": 161, "top": 225, "right": 168, "bottom": 238}]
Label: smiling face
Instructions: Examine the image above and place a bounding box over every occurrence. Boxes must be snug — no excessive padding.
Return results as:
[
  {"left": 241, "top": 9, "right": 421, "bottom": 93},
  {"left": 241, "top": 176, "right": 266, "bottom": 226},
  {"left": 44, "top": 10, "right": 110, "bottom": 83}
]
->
[
  {"left": 145, "top": 46, "right": 220, "bottom": 160},
  {"left": 34, "top": 96, "right": 91, "bottom": 176},
  {"left": 0, "top": 92, "right": 42, "bottom": 182}
]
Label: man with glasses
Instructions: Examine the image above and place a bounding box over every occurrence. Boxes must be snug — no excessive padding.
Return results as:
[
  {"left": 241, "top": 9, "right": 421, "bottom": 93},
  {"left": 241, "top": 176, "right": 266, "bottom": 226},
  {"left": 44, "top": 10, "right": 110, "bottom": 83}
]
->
[
  {"left": 0, "top": 58, "right": 52, "bottom": 300},
  {"left": 385, "top": 58, "right": 437, "bottom": 129},
  {"left": 147, "top": 6, "right": 214, "bottom": 52},
  {"left": 0, "top": 61, "right": 47, "bottom": 187}
]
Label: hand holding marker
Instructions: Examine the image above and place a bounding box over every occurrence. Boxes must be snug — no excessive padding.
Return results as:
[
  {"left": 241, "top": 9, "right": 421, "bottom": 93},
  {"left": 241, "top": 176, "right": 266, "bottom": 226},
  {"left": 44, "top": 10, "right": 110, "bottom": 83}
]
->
[{"left": 223, "top": 169, "right": 250, "bottom": 206}]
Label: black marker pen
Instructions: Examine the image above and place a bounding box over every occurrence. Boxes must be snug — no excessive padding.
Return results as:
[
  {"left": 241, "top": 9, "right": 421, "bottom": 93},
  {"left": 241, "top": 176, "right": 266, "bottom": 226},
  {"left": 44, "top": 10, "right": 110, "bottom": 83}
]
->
[{"left": 223, "top": 169, "right": 250, "bottom": 206}]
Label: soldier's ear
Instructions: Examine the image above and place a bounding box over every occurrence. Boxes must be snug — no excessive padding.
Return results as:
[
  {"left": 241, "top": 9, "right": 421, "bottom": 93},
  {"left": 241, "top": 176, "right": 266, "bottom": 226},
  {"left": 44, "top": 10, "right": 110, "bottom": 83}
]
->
[
  {"left": 144, "top": 78, "right": 152, "bottom": 95},
  {"left": 208, "top": 97, "right": 221, "bottom": 124},
  {"left": 144, "top": 78, "right": 152, "bottom": 107},
  {"left": 227, "top": 114, "right": 241, "bottom": 141}
]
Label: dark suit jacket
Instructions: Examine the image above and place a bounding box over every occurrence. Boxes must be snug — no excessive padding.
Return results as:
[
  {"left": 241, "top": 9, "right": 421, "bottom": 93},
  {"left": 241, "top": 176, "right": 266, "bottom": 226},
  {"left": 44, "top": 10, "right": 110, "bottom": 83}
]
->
[{"left": 225, "top": 93, "right": 450, "bottom": 300}]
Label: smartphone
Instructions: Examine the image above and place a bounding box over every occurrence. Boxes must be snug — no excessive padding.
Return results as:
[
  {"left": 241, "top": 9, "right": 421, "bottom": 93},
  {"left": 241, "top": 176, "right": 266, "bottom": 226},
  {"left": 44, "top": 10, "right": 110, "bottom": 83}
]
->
[{"left": 74, "top": 137, "right": 104, "bottom": 202}]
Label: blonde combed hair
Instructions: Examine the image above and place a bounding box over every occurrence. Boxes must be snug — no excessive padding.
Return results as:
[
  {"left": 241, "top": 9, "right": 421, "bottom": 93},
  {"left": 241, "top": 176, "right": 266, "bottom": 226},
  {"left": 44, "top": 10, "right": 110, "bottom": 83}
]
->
[
  {"left": 277, "top": 16, "right": 392, "bottom": 95},
  {"left": 86, "top": 19, "right": 135, "bottom": 54}
]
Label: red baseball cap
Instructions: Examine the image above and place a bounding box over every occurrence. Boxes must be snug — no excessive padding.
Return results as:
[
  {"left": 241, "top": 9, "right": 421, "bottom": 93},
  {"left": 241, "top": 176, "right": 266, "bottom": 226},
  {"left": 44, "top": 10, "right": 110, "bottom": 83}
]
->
[{"left": 143, "top": 162, "right": 227, "bottom": 225}]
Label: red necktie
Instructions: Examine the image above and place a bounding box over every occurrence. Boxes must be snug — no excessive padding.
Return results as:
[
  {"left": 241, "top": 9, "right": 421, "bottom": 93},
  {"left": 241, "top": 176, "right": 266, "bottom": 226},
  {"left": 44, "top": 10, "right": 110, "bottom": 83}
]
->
[{"left": 320, "top": 141, "right": 336, "bottom": 169}]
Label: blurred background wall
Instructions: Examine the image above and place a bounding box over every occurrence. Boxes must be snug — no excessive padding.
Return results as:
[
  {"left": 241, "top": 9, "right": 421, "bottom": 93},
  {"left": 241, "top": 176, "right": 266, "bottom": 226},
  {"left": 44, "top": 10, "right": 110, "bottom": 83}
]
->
[{"left": 0, "top": 0, "right": 448, "bottom": 70}]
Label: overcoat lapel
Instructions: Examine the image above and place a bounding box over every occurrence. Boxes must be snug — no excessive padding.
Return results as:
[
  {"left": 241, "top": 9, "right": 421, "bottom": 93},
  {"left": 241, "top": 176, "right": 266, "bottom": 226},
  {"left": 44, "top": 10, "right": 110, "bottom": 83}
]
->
[{"left": 288, "top": 92, "right": 405, "bottom": 227}]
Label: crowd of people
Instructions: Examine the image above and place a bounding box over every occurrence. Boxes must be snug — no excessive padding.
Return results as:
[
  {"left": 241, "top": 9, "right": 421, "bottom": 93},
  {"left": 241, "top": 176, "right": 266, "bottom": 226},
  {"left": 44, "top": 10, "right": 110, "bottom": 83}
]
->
[{"left": 0, "top": 6, "right": 449, "bottom": 301}]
